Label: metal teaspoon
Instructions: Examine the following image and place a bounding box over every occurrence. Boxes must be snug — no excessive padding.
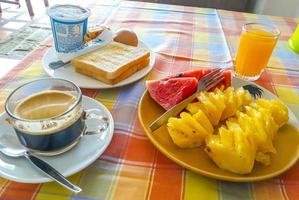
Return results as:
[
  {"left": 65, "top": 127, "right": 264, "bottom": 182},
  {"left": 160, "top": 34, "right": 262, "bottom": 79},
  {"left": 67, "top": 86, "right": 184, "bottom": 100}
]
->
[{"left": 0, "top": 143, "right": 82, "bottom": 193}]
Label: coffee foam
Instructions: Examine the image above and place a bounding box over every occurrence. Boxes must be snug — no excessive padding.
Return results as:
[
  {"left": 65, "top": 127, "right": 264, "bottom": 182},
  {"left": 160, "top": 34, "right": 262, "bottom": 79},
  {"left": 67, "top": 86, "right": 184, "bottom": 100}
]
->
[
  {"left": 14, "top": 90, "right": 76, "bottom": 120},
  {"left": 13, "top": 90, "right": 84, "bottom": 135},
  {"left": 14, "top": 104, "right": 83, "bottom": 135}
]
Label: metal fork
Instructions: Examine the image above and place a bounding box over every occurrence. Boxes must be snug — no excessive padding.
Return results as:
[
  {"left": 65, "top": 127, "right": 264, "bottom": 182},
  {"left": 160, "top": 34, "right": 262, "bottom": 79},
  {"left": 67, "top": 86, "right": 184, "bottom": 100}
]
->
[{"left": 149, "top": 68, "right": 225, "bottom": 132}]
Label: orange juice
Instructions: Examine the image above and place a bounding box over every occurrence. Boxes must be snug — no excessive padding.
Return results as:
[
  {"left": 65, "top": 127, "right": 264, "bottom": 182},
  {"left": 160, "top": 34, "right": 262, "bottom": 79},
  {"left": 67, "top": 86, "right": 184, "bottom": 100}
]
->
[{"left": 234, "top": 23, "right": 280, "bottom": 81}]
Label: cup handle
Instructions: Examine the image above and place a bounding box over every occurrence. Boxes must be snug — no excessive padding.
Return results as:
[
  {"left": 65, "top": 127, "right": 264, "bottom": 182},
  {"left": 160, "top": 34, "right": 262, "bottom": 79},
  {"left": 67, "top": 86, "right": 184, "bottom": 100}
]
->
[{"left": 83, "top": 109, "right": 109, "bottom": 136}]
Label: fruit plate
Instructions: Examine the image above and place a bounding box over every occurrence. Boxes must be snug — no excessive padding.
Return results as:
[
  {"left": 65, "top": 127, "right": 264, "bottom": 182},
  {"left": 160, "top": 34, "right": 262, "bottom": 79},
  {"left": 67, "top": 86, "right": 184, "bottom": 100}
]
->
[{"left": 138, "top": 76, "right": 299, "bottom": 182}]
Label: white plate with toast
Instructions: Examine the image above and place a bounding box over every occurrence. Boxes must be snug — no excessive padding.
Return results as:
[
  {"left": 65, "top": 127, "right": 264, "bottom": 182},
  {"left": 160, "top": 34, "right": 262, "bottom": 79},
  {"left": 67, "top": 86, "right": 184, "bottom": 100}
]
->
[{"left": 42, "top": 41, "right": 155, "bottom": 89}]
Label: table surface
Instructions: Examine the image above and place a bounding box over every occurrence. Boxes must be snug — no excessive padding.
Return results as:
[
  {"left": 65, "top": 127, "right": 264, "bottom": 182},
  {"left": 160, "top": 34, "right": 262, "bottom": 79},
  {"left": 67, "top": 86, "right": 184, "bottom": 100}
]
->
[{"left": 0, "top": 1, "right": 299, "bottom": 200}]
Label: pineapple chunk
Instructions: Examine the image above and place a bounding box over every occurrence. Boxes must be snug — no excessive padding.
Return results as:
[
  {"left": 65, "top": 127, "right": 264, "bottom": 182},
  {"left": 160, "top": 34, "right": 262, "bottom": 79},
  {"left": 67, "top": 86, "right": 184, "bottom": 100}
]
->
[
  {"left": 192, "top": 110, "right": 214, "bottom": 135},
  {"left": 245, "top": 106, "right": 276, "bottom": 154},
  {"left": 256, "top": 99, "right": 288, "bottom": 128},
  {"left": 167, "top": 112, "right": 210, "bottom": 148},
  {"left": 235, "top": 88, "right": 251, "bottom": 108},
  {"left": 207, "top": 90, "right": 226, "bottom": 113},
  {"left": 237, "top": 111, "right": 262, "bottom": 144},
  {"left": 221, "top": 87, "right": 238, "bottom": 120},
  {"left": 237, "top": 88, "right": 253, "bottom": 106},
  {"left": 205, "top": 124, "right": 256, "bottom": 174},
  {"left": 167, "top": 125, "right": 195, "bottom": 148},
  {"left": 196, "top": 93, "right": 221, "bottom": 126},
  {"left": 167, "top": 117, "right": 200, "bottom": 148},
  {"left": 186, "top": 102, "right": 201, "bottom": 114},
  {"left": 220, "top": 87, "right": 252, "bottom": 121},
  {"left": 253, "top": 105, "right": 278, "bottom": 139},
  {"left": 180, "top": 112, "right": 209, "bottom": 138},
  {"left": 270, "top": 99, "right": 288, "bottom": 126},
  {"left": 218, "top": 127, "right": 233, "bottom": 148},
  {"left": 237, "top": 106, "right": 278, "bottom": 165}
]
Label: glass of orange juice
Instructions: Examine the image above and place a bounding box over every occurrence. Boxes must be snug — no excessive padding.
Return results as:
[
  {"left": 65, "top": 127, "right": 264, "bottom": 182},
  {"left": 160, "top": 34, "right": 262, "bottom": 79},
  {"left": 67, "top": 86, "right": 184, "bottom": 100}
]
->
[{"left": 234, "top": 23, "right": 280, "bottom": 81}]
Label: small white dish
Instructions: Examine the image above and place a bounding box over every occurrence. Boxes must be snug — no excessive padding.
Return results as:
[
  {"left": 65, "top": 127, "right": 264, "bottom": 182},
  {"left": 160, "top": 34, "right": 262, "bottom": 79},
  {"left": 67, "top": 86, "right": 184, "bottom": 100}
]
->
[
  {"left": 0, "top": 96, "right": 114, "bottom": 183},
  {"left": 42, "top": 41, "right": 155, "bottom": 89}
]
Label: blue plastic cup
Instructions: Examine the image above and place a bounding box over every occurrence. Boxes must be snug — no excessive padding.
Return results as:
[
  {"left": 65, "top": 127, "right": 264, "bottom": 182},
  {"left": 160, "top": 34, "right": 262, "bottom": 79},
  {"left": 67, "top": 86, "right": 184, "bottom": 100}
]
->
[{"left": 46, "top": 4, "right": 91, "bottom": 53}]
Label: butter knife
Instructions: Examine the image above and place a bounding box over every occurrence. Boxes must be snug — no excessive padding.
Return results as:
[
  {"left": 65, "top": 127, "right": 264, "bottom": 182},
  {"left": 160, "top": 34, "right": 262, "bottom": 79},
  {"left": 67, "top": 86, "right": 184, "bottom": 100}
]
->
[
  {"left": 49, "top": 61, "right": 70, "bottom": 69},
  {"left": 149, "top": 92, "right": 199, "bottom": 132}
]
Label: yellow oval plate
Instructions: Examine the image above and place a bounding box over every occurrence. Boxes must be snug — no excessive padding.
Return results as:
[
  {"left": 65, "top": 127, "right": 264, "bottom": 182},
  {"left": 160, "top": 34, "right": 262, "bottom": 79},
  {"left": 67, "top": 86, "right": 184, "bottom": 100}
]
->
[{"left": 138, "top": 77, "right": 299, "bottom": 182}]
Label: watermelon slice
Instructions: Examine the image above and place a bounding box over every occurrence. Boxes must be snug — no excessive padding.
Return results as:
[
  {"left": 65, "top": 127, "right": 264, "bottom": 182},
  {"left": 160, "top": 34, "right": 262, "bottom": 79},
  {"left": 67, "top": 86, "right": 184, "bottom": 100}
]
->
[
  {"left": 170, "top": 69, "right": 231, "bottom": 89},
  {"left": 169, "top": 69, "right": 205, "bottom": 80},
  {"left": 146, "top": 77, "right": 198, "bottom": 110},
  {"left": 146, "top": 69, "right": 231, "bottom": 110}
]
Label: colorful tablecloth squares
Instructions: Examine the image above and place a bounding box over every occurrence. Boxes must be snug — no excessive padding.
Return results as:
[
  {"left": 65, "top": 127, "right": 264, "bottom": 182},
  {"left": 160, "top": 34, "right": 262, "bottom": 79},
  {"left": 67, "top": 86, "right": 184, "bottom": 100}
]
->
[{"left": 0, "top": 1, "right": 298, "bottom": 200}]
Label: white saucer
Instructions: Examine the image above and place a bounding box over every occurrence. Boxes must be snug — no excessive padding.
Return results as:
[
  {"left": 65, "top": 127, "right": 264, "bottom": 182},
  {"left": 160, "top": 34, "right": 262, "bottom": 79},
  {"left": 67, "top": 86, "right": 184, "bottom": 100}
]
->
[
  {"left": 0, "top": 96, "right": 114, "bottom": 183},
  {"left": 42, "top": 41, "right": 155, "bottom": 89}
]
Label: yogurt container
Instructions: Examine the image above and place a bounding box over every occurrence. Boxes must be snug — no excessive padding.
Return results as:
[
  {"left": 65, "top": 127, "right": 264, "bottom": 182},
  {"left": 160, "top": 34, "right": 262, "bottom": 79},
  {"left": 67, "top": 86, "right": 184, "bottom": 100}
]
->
[{"left": 46, "top": 4, "right": 91, "bottom": 53}]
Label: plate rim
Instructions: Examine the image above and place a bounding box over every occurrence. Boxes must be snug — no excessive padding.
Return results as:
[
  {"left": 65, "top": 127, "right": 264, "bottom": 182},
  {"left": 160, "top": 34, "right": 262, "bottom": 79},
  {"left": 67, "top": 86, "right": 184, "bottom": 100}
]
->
[
  {"left": 42, "top": 40, "right": 155, "bottom": 89},
  {"left": 138, "top": 76, "right": 299, "bottom": 182},
  {"left": 0, "top": 95, "right": 114, "bottom": 183}
]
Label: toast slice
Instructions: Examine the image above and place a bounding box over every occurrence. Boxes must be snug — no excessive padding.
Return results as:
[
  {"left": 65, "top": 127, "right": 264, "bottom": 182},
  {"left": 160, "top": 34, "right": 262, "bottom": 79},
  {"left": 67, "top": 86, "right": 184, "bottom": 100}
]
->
[
  {"left": 75, "top": 58, "right": 150, "bottom": 84},
  {"left": 71, "top": 41, "right": 150, "bottom": 84}
]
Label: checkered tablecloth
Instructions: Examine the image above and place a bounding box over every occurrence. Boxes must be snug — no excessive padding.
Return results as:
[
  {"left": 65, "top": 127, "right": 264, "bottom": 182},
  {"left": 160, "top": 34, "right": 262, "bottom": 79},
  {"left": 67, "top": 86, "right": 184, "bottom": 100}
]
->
[{"left": 0, "top": 1, "right": 299, "bottom": 199}]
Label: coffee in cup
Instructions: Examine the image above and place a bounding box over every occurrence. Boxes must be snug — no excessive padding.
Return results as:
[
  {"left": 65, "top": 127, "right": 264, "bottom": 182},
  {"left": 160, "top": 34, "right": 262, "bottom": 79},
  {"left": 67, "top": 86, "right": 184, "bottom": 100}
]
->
[
  {"left": 14, "top": 90, "right": 76, "bottom": 120},
  {"left": 5, "top": 78, "right": 108, "bottom": 155}
]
